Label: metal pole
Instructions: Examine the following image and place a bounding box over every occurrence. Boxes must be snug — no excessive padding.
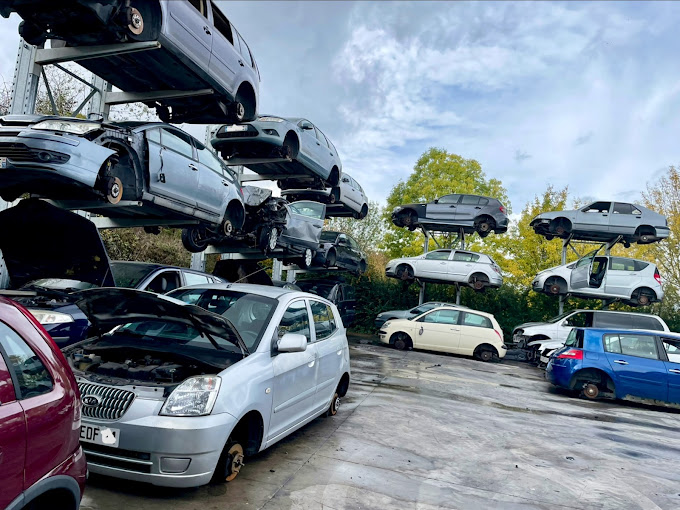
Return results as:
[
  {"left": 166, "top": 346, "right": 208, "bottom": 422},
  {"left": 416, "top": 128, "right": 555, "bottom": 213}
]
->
[
  {"left": 559, "top": 239, "right": 568, "bottom": 315},
  {"left": 190, "top": 252, "right": 206, "bottom": 272},
  {"left": 418, "top": 229, "right": 430, "bottom": 305},
  {"left": 272, "top": 259, "right": 282, "bottom": 281},
  {"left": 456, "top": 285, "right": 461, "bottom": 305}
]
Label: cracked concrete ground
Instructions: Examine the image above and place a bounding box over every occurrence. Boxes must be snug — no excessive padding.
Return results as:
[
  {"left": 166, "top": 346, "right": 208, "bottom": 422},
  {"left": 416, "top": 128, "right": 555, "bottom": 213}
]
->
[{"left": 81, "top": 337, "right": 680, "bottom": 510}]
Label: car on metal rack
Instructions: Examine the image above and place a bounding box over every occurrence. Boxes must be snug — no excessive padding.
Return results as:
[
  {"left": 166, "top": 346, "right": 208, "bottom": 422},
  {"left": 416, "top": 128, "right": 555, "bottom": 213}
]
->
[
  {"left": 63, "top": 285, "right": 350, "bottom": 488},
  {"left": 374, "top": 301, "right": 465, "bottom": 329},
  {"left": 378, "top": 305, "right": 507, "bottom": 361},
  {"left": 0, "top": 0, "right": 260, "bottom": 123},
  {"left": 295, "top": 279, "right": 357, "bottom": 326},
  {"left": 282, "top": 172, "right": 369, "bottom": 220},
  {"left": 0, "top": 296, "right": 87, "bottom": 510},
  {"left": 211, "top": 116, "right": 342, "bottom": 190},
  {"left": 0, "top": 116, "right": 246, "bottom": 252},
  {"left": 530, "top": 201, "right": 669, "bottom": 245},
  {"left": 278, "top": 201, "right": 327, "bottom": 269},
  {"left": 313, "top": 231, "right": 368, "bottom": 273},
  {"left": 385, "top": 249, "right": 503, "bottom": 291},
  {"left": 532, "top": 251, "right": 663, "bottom": 306},
  {"left": 391, "top": 194, "right": 509, "bottom": 237}
]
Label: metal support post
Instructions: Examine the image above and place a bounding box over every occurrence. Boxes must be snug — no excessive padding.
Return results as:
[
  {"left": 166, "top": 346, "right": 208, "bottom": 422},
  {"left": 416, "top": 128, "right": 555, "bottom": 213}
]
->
[
  {"left": 10, "top": 39, "right": 40, "bottom": 115},
  {"left": 87, "top": 75, "right": 112, "bottom": 119},
  {"left": 418, "top": 230, "right": 430, "bottom": 305},
  {"left": 456, "top": 285, "right": 462, "bottom": 305},
  {"left": 559, "top": 238, "right": 569, "bottom": 315},
  {"left": 190, "top": 252, "right": 206, "bottom": 272},
  {"left": 286, "top": 267, "right": 297, "bottom": 283},
  {"left": 459, "top": 228, "right": 465, "bottom": 250},
  {"left": 272, "top": 259, "right": 282, "bottom": 281}
]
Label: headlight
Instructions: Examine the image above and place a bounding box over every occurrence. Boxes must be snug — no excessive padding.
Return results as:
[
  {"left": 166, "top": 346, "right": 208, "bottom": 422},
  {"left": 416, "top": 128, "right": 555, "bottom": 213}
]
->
[
  {"left": 28, "top": 310, "right": 74, "bottom": 324},
  {"left": 392, "top": 206, "right": 402, "bottom": 213},
  {"left": 160, "top": 376, "right": 221, "bottom": 417},
  {"left": 33, "top": 120, "right": 101, "bottom": 135},
  {"left": 383, "top": 321, "right": 392, "bottom": 328},
  {"left": 257, "top": 116, "right": 284, "bottom": 123}
]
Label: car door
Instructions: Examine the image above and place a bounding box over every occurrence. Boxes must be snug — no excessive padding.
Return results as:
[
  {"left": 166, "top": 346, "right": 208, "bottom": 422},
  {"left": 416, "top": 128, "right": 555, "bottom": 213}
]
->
[
  {"left": 425, "top": 194, "right": 460, "bottom": 221},
  {"left": 0, "top": 342, "right": 25, "bottom": 510},
  {"left": 661, "top": 337, "right": 680, "bottom": 404},
  {"left": 417, "top": 250, "right": 452, "bottom": 279},
  {"left": 147, "top": 127, "right": 199, "bottom": 207},
  {"left": 455, "top": 195, "right": 484, "bottom": 225},
  {"left": 309, "top": 300, "right": 344, "bottom": 407},
  {"left": 335, "top": 234, "right": 351, "bottom": 266},
  {"left": 575, "top": 202, "right": 612, "bottom": 232},
  {"left": 459, "top": 312, "right": 495, "bottom": 356},
  {"left": 165, "top": 0, "right": 213, "bottom": 70},
  {"left": 195, "top": 141, "right": 229, "bottom": 215},
  {"left": 348, "top": 236, "right": 362, "bottom": 269},
  {"left": 282, "top": 201, "right": 326, "bottom": 248},
  {"left": 447, "top": 251, "right": 478, "bottom": 281},
  {"left": 269, "top": 300, "right": 319, "bottom": 440},
  {"left": 609, "top": 203, "right": 644, "bottom": 235},
  {"left": 570, "top": 253, "right": 596, "bottom": 289},
  {"left": 206, "top": 3, "right": 244, "bottom": 96},
  {"left": 341, "top": 175, "right": 360, "bottom": 208},
  {"left": 603, "top": 332, "right": 668, "bottom": 401},
  {"left": 297, "top": 120, "right": 322, "bottom": 171},
  {"left": 339, "top": 285, "right": 356, "bottom": 326},
  {"left": 413, "top": 309, "right": 461, "bottom": 353},
  {"left": 604, "top": 257, "right": 641, "bottom": 297},
  {"left": 314, "top": 128, "right": 332, "bottom": 173}
]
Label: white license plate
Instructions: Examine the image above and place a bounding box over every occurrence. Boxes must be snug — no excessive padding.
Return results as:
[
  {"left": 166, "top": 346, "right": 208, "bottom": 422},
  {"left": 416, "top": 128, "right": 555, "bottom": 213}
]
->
[
  {"left": 226, "top": 125, "right": 247, "bottom": 132},
  {"left": 0, "top": 157, "right": 7, "bottom": 168},
  {"left": 80, "top": 423, "right": 120, "bottom": 448}
]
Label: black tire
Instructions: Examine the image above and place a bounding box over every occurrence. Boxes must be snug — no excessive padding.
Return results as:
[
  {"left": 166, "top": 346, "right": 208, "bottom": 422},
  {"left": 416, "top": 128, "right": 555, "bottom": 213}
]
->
[
  {"left": 125, "top": 2, "right": 160, "bottom": 42},
  {"left": 212, "top": 440, "right": 245, "bottom": 483},
  {"left": 358, "top": 204, "right": 369, "bottom": 219},
  {"left": 181, "top": 227, "right": 209, "bottom": 253},
  {"left": 325, "top": 250, "right": 337, "bottom": 268},
  {"left": 393, "top": 333, "right": 410, "bottom": 351},
  {"left": 19, "top": 20, "right": 46, "bottom": 46},
  {"left": 326, "top": 392, "right": 340, "bottom": 417},
  {"left": 478, "top": 349, "right": 493, "bottom": 362},
  {"left": 257, "top": 227, "right": 278, "bottom": 253},
  {"left": 299, "top": 248, "right": 313, "bottom": 269}
]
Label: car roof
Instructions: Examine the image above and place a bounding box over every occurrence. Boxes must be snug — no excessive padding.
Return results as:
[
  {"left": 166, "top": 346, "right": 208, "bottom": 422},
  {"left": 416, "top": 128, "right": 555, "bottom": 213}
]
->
[
  {"left": 582, "top": 328, "right": 679, "bottom": 339},
  {"left": 568, "top": 309, "right": 662, "bottom": 318},
  {"left": 430, "top": 305, "right": 492, "bottom": 318},
  {"left": 170, "top": 282, "right": 304, "bottom": 300}
]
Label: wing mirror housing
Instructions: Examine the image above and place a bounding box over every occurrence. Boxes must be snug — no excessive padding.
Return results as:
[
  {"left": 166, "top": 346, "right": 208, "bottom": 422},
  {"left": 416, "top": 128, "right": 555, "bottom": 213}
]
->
[
  {"left": 277, "top": 333, "right": 307, "bottom": 353},
  {"left": 300, "top": 122, "right": 314, "bottom": 130},
  {"left": 433, "top": 199, "right": 439, "bottom": 204},
  {"left": 342, "top": 177, "right": 350, "bottom": 183}
]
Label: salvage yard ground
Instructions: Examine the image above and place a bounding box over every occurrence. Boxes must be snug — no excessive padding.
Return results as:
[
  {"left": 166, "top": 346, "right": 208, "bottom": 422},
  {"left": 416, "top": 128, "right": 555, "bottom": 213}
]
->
[{"left": 82, "top": 336, "right": 680, "bottom": 510}]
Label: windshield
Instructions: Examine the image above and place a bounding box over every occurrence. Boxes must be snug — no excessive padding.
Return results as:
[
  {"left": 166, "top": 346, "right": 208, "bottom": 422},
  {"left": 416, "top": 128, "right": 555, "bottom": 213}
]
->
[
  {"left": 297, "top": 282, "right": 335, "bottom": 299},
  {"left": 110, "top": 262, "right": 157, "bottom": 288},
  {"left": 410, "top": 303, "right": 438, "bottom": 315},
  {"left": 24, "top": 278, "right": 98, "bottom": 291},
  {"left": 547, "top": 311, "right": 573, "bottom": 323},
  {"left": 167, "top": 288, "right": 277, "bottom": 352},
  {"left": 320, "top": 231, "right": 339, "bottom": 242}
]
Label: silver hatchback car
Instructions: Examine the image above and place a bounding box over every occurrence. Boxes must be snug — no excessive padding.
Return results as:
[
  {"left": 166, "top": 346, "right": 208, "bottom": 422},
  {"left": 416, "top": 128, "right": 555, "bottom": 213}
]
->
[{"left": 65, "top": 286, "right": 350, "bottom": 487}]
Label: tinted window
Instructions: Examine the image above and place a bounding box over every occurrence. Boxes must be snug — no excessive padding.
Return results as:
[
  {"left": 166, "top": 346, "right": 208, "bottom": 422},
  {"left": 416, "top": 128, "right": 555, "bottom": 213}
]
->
[
  {"left": 462, "top": 312, "right": 492, "bottom": 329},
  {"left": 437, "top": 194, "right": 460, "bottom": 204},
  {"left": 604, "top": 334, "right": 659, "bottom": 359},
  {"left": 278, "top": 301, "right": 311, "bottom": 342},
  {"left": 593, "top": 312, "right": 633, "bottom": 329},
  {"left": 237, "top": 32, "right": 253, "bottom": 67},
  {"left": 422, "top": 310, "right": 459, "bottom": 324},
  {"left": 289, "top": 201, "right": 324, "bottom": 219},
  {"left": 211, "top": 3, "right": 234, "bottom": 44},
  {"left": 184, "top": 272, "right": 210, "bottom": 286},
  {"left": 613, "top": 203, "right": 634, "bottom": 214},
  {"left": 411, "top": 303, "right": 438, "bottom": 314},
  {"left": 634, "top": 260, "right": 650, "bottom": 271},
  {"left": 143, "top": 270, "right": 181, "bottom": 294},
  {"left": 565, "top": 328, "right": 584, "bottom": 348},
  {"left": 110, "top": 262, "right": 157, "bottom": 288},
  {"left": 296, "top": 282, "right": 335, "bottom": 300},
  {"left": 478, "top": 198, "right": 489, "bottom": 206},
  {"left": 564, "top": 312, "right": 593, "bottom": 327},
  {"left": 310, "top": 300, "right": 337, "bottom": 341},
  {"left": 632, "top": 315, "right": 664, "bottom": 331},
  {"left": 460, "top": 195, "right": 481, "bottom": 205},
  {"left": 662, "top": 338, "right": 680, "bottom": 363},
  {"left": 452, "top": 251, "right": 480, "bottom": 262},
  {"left": 609, "top": 258, "right": 636, "bottom": 271},
  {"left": 196, "top": 143, "right": 225, "bottom": 174},
  {"left": 349, "top": 237, "right": 360, "bottom": 250},
  {"left": 189, "top": 0, "right": 206, "bottom": 15},
  {"left": 583, "top": 202, "right": 611, "bottom": 213},
  {"left": 425, "top": 250, "right": 451, "bottom": 260},
  {"left": 320, "top": 231, "right": 339, "bottom": 243},
  {"left": 161, "top": 129, "right": 194, "bottom": 159},
  {"left": 0, "top": 322, "right": 53, "bottom": 399}
]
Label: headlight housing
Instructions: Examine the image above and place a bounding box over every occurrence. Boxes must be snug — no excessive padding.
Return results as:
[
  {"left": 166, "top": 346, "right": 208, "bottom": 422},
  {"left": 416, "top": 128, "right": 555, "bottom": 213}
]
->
[
  {"left": 392, "top": 206, "right": 402, "bottom": 213},
  {"left": 33, "top": 120, "right": 101, "bottom": 135},
  {"left": 383, "top": 321, "right": 392, "bottom": 329},
  {"left": 257, "top": 116, "right": 284, "bottom": 123},
  {"left": 160, "top": 376, "right": 221, "bottom": 417},
  {"left": 28, "top": 310, "right": 74, "bottom": 324}
]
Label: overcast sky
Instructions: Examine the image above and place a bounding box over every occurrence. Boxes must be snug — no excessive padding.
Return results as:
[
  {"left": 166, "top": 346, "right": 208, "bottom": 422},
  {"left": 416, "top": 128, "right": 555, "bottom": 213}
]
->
[{"left": 1, "top": 1, "right": 679, "bottom": 213}]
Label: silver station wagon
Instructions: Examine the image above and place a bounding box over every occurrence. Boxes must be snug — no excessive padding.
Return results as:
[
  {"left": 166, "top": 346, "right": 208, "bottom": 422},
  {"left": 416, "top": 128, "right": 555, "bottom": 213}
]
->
[{"left": 65, "top": 286, "right": 350, "bottom": 487}]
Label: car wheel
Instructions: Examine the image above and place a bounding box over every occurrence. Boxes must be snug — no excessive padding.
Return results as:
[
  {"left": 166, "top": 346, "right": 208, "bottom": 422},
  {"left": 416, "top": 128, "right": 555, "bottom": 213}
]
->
[
  {"left": 258, "top": 227, "right": 278, "bottom": 252},
  {"left": 299, "top": 248, "right": 313, "bottom": 268},
  {"left": 181, "top": 227, "right": 209, "bottom": 253},
  {"left": 359, "top": 204, "right": 369, "bottom": 219},
  {"left": 396, "top": 265, "right": 414, "bottom": 281},
  {"left": 105, "top": 176, "right": 123, "bottom": 204},
  {"left": 637, "top": 293, "right": 651, "bottom": 306},
  {"left": 326, "top": 392, "right": 340, "bottom": 417},
  {"left": 19, "top": 20, "right": 46, "bottom": 46},
  {"left": 475, "top": 219, "right": 494, "bottom": 235},
  {"left": 470, "top": 274, "right": 489, "bottom": 291},
  {"left": 213, "top": 441, "right": 245, "bottom": 483},
  {"left": 478, "top": 350, "right": 493, "bottom": 362},
  {"left": 581, "top": 383, "right": 599, "bottom": 400},
  {"left": 125, "top": 2, "right": 160, "bottom": 42},
  {"left": 326, "top": 250, "right": 337, "bottom": 268},
  {"left": 393, "top": 333, "right": 409, "bottom": 351},
  {"left": 231, "top": 101, "right": 246, "bottom": 123}
]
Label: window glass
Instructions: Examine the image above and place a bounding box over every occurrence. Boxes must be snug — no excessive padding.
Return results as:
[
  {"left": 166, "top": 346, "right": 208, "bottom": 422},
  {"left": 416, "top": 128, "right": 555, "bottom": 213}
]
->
[
  {"left": 421, "top": 310, "right": 459, "bottom": 324},
  {"left": 613, "top": 203, "right": 634, "bottom": 214},
  {"left": 452, "top": 251, "right": 479, "bottom": 262},
  {"left": 437, "top": 194, "right": 460, "bottom": 204},
  {"left": 184, "top": 272, "right": 210, "bottom": 286},
  {"left": 310, "top": 300, "right": 337, "bottom": 341},
  {"left": 196, "top": 143, "right": 225, "bottom": 174},
  {"left": 609, "top": 257, "right": 636, "bottom": 271},
  {"left": 314, "top": 128, "right": 329, "bottom": 147},
  {"left": 143, "top": 270, "right": 182, "bottom": 294},
  {"left": 603, "top": 334, "right": 622, "bottom": 354},
  {"left": 289, "top": 201, "right": 325, "bottom": 219},
  {"left": 663, "top": 338, "right": 680, "bottom": 363},
  {"left": 634, "top": 260, "right": 650, "bottom": 271},
  {"left": 0, "top": 322, "right": 52, "bottom": 399},
  {"left": 619, "top": 334, "right": 659, "bottom": 359},
  {"left": 564, "top": 312, "right": 593, "bottom": 327},
  {"left": 211, "top": 3, "right": 234, "bottom": 44},
  {"left": 349, "top": 237, "right": 360, "bottom": 250},
  {"left": 460, "top": 195, "right": 481, "bottom": 205},
  {"left": 594, "top": 312, "right": 633, "bottom": 329},
  {"left": 237, "top": 32, "right": 253, "bottom": 67},
  {"left": 425, "top": 250, "right": 451, "bottom": 260},
  {"left": 189, "top": 0, "right": 206, "bottom": 15},
  {"left": 632, "top": 206, "right": 642, "bottom": 215},
  {"left": 565, "top": 328, "right": 584, "bottom": 348},
  {"left": 320, "top": 231, "right": 339, "bottom": 243},
  {"left": 462, "top": 312, "right": 492, "bottom": 328},
  {"left": 478, "top": 198, "right": 489, "bottom": 206},
  {"left": 161, "top": 129, "right": 194, "bottom": 159},
  {"left": 146, "top": 128, "right": 161, "bottom": 144},
  {"left": 278, "top": 301, "right": 311, "bottom": 343},
  {"left": 411, "top": 303, "right": 437, "bottom": 314},
  {"left": 575, "top": 256, "right": 592, "bottom": 268},
  {"left": 632, "top": 315, "right": 664, "bottom": 331},
  {"left": 583, "top": 202, "right": 611, "bottom": 213}
]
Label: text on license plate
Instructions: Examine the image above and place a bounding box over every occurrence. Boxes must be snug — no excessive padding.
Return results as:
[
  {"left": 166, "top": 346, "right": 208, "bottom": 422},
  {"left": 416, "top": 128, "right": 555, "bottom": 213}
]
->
[
  {"left": 226, "top": 125, "right": 247, "bottom": 132},
  {"left": 80, "top": 423, "right": 120, "bottom": 448}
]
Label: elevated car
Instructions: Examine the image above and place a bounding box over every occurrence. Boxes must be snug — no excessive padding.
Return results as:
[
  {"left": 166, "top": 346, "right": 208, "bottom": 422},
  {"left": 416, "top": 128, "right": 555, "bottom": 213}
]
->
[
  {"left": 0, "top": 296, "right": 87, "bottom": 510},
  {"left": 378, "top": 306, "right": 507, "bottom": 361},
  {"left": 0, "top": 116, "right": 246, "bottom": 248},
  {"left": 374, "top": 301, "right": 463, "bottom": 329},
  {"left": 530, "top": 201, "right": 669, "bottom": 244},
  {"left": 64, "top": 285, "right": 350, "bottom": 487},
  {"left": 391, "top": 194, "right": 508, "bottom": 236},
  {"left": 547, "top": 328, "right": 680, "bottom": 404},
  {"left": 532, "top": 251, "right": 663, "bottom": 306},
  {"left": 295, "top": 279, "right": 356, "bottom": 326},
  {"left": 385, "top": 249, "right": 503, "bottom": 291},
  {"left": 278, "top": 201, "right": 326, "bottom": 269},
  {"left": 282, "top": 172, "right": 369, "bottom": 219},
  {"left": 0, "top": 0, "right": 260, "bottom": 123},
  {"left": 313, "top": 231, "right": 367, "bottom": 273},
  {"left": 212, "top": 116, "right": 342, "bottom": 190}
]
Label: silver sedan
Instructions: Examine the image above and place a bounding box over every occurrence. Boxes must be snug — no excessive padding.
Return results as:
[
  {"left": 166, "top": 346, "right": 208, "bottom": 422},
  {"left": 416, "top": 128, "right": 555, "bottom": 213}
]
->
[{"left": 65, "top": 286, "right": 350, "bottom": 488}]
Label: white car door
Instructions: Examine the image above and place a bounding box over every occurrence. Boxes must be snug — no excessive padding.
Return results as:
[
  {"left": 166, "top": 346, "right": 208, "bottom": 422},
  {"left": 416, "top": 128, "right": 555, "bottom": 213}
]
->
[
  {"left": 297, "top": 120, "right": 322, "bottom": 170},
  {"left": 604, "top": 257, "right": 642, "bottom": 297},
  {"left": 417, "top": 250, "right": 452, "bottom": 279},
  {"left": 269, "top": 300, "right": 319, "bottom": 441},
  {"left": 414, "top": 309, "right": 461, "bottom": 353},
  {"left": 309, "top": 300, "right": 344, "bottom": 408},
  {"left": 459, "top": 312, "right": 495, "bottom": 356},
  {"left": 447, "top": 251, "right": 478, "bottom": 282}
]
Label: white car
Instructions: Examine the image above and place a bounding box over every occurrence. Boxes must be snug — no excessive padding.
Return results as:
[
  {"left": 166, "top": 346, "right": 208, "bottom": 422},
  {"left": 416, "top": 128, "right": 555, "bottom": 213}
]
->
[
  {"left": 532, "top": 252, "right": 663, "bottom": 306},
  {"left": 282, "top": 172, "right": 369, "bottom": 220},
  {"left": 512, "top": 309, "right": 669, "bottom": 364},
  {"left": 378, "top": 306, "right": 507, "bottom": 361},
  {"left": 385, "top": 249, "right": 503, "bottom": 290}
]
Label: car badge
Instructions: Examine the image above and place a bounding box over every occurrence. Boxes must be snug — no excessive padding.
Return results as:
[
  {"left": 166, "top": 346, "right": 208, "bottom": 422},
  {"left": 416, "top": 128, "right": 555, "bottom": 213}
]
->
[{"left": 82, "top": 395, "right": 101, "bottom": 407}]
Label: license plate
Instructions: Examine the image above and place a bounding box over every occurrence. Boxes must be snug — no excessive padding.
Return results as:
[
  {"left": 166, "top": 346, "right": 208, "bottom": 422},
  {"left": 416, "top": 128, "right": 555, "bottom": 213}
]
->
[
  {"left": 80, "top": 423, "right": 120, "bottom": 448},
  {"left": 226, "top": 125, "right": 247, "bottom": 132},
  {"left": 0, "top": 157, "right": 7, "bottom": 168}
]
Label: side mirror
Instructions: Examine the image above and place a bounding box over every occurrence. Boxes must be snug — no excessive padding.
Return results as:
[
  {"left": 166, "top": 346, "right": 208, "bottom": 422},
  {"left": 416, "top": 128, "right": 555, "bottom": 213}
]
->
[
  {"left": 301, "top": 122, "right": 314, "bottom": 130},
  {"left": 434, "top": 199, "right": 439, "bottom": 204},
  {"left": 277, "top": 333, "right": 307, "bottom": 353},
  {"left": 342, "top": 177, "right": 350, "bottom": 183}
]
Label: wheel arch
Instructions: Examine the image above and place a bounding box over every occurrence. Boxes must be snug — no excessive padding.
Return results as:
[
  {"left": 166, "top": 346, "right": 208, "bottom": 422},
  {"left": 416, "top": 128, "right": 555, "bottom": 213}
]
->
[
  {"left": 283, "top": 130, "right": 300, "bottom": 157},
  {"left": 329, "top": 166, "right": 340, "bottom": 186},
  {"left": 337, "top": 372, "right": 350, "bottom": 397},
  {"left": 7, "top": 475, "right": 81, "bottom": 510},
  {"left": 474, "top": 343, "right": 499, "bottom": 357},
  {"left": 635, "top": 224, "right": 656, "bottom": 236},
  {"left": 100, "top": 138, "right": 143, "bottom": 199},
  {"left": 235, "top": 81, "right": 257, "bottom": 121},
  {"left": 631, "top": 286, "right": 657, "bottom": 305},
  {"left": 568, "top": 367, "right": 616, "bottom": 394},
  {"left": 230, "top": 409, "right": 265, "bottom": 456},
  {"left": 226, "top": 199, "right": 246, "bottom": 230},
  {"left": 389, "top": 330, "right": 413, "bottom": 347}
]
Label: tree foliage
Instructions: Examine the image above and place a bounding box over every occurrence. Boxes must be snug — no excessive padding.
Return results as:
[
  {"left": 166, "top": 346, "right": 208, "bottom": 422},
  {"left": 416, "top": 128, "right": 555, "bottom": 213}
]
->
[{"left": 324, "top": 200, "right": 385, "bottom": 253}]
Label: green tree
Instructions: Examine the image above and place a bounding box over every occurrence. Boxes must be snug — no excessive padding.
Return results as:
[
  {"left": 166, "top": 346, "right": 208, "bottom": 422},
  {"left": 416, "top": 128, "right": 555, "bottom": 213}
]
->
[{"left": 324, "top": 200, "right": 385, "bottom": 253}]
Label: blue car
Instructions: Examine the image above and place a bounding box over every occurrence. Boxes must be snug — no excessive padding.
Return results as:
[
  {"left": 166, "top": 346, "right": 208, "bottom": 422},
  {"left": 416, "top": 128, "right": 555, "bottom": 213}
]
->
[{"left": 546, "top": 327, "right": 680, "bottom": 404}]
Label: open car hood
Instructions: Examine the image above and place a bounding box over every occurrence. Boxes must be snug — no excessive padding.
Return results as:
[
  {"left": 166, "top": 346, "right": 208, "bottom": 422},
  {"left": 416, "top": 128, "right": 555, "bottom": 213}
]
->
[
  {"left": 73, "top": 288, "right": 249, "bottom": 355},
  {"left": 0, "top": 199, "right": 115, "bottom": 289}
]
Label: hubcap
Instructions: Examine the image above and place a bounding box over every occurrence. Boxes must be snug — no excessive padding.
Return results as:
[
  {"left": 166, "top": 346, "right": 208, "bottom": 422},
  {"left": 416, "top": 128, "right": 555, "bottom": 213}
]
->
[
  {"left": 236, "top": 103, "right": 245, "bottom": 119},
  {"left": 334, "top": 397, "right": 341, "bottom": 411},
  {"left": 223, "top": 219, "right": 233, "bottom": 235},
  {"left": 128, "top": 7, "right": 144, "bottom": 34},
  {"left": 269, "top": 228, "right": 278, "bottom": 250},
  {"left": 305, "top": 249, "right": 312, "bottom": 266}
]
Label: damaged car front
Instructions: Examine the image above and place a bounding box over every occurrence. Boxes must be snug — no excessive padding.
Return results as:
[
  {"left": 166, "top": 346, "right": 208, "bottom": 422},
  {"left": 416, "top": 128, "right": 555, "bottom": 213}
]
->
[{"left": 64, "top": 287, "right": 275, "bottom": 487}]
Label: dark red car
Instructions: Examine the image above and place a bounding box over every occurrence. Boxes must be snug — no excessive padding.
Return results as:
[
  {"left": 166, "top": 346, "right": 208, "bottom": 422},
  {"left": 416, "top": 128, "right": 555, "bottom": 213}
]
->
[{"left": 0, "top": 297, "right": 86, "bottom": 510}]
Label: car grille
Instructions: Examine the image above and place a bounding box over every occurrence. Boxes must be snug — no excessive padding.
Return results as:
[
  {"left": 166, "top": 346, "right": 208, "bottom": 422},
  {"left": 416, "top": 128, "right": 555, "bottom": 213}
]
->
[
  {"left": 78, "top": 382, "right": 135, "bottom": 420},
  {"left": 0, "top": 142, "right": 34, "bottom": 161},
  {"left": 83, "top": 443, "right": 152, "bottom": 474}
]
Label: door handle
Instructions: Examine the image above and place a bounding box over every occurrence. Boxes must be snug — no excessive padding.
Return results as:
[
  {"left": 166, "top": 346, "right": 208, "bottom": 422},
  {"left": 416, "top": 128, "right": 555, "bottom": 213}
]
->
[
  {"left": 221, "top": 180, "right": 229, "bottom": 186},
  {"left": 440, "top": 262, "right": 446, "bottom": 265},
  {"left": 238, "top": 59, "right": 245, "bottom": 67},
  {"left": 307, "top": 358, "right": 315, "bottom": 368},
  {"left": 189, "top": 163, "right": 198, "bottom": 171},
  {"left": 669, "top": 369, "right": 680, "bottom": 374},
  {"left": 602, "top": 214, "right": 608, "bottom": 217},
  {"left": 316, "top": 142, "right": 321, "bottom": 145},
  {"left": 613, "top": 360, "right": 628, "bottom": 365},
  {"left": 450, "top": 328, "right": 459, "bottom": 331},
  {"left": 203, "top": 26, "right": 211, "bottom": 35},
  {"left": 449, "top": 205, "right": 456, "bottom": 208},
  {"left": 474, "top": 206, "right": 482, "bottom": 209}
]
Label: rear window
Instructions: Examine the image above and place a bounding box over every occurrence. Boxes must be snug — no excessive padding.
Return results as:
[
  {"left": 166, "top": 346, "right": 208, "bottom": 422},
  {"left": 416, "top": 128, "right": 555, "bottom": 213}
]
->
[
  {"left": 462, "top": 312, "right": 492, "bottom": 329},
  {"left": 593, "top": 312, "right": 633, "bottom": 329},
  {"left": 110, "top": 262, "right": 156, "bottom": 288},
  {"left": 632, "top": 315, "right": 664, "bottom": 331},
  {"left": 565, "top": 328, "right": 584, "bottom": 348}
]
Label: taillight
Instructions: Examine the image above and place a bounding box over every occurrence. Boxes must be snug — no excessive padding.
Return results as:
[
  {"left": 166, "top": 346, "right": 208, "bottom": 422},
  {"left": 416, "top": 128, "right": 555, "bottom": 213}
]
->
[
  {"left": 655, "top": 268, "right": 662, "bottom": 284},
  {"left": 500, "top": 206, "right": 506, "bottom": 214},
  {"left": 557, "top": 349, "right": 583, "bottom": 360}
]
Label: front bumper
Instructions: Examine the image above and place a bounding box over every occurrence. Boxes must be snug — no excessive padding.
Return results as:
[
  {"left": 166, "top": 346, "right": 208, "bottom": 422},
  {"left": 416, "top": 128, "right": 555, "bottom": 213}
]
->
[
  {"left": 378, "top": 330, "right": 389, "bottom": 344},
  {"left": 81, "top": 398, "right": 237, "bottom": 488}
]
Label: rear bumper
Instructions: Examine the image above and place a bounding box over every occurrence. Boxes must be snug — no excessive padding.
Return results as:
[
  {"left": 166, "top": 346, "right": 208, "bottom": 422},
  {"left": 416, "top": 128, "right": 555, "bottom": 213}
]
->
[{"left": 545, "top": 360, "right": 579, "bottom": 388}]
